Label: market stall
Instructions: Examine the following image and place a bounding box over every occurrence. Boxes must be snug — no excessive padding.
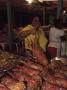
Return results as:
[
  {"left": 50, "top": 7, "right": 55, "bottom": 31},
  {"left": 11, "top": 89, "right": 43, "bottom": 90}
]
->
[{"left": 0, "top": 0, "right": 67, "bottom": 90}]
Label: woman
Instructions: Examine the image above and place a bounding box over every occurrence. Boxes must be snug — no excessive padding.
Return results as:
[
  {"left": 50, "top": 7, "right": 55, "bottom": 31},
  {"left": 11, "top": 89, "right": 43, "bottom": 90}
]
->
[
  {"left": 47, "top": 19, "right": 64, "bottom": 59},
  {"left": 18, "top": 17, "right": 48, "bottom": 65},
  {"left": 19, "top": 16, "right": 48, "bottom": 53}
]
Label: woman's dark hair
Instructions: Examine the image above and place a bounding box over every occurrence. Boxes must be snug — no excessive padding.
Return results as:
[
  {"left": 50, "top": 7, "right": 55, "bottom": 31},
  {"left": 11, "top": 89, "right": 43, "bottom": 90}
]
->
[{"left": 54, "top": 19, "right": 63, "bottom": 29}]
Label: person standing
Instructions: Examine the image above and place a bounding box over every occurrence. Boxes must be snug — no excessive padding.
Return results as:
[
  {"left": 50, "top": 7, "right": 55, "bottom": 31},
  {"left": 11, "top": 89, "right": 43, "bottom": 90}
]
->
[
  {"left": 19, "top": 16, "right": 48, "bottom": 54},
  {"left": 18, "top": 16, "right": 48, "bottom": 65},
  {"left": 47, "top": 19, "right": 64, "bottom": 59}
]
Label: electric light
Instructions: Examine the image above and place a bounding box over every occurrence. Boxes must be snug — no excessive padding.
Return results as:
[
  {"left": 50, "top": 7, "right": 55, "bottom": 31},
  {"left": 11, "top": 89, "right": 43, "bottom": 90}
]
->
[
  {"left": 63, "top": 10, "right": 66, "bottom": 14},
  {"left": 26, "top": 0, "right": 33, "bottom": 4}
]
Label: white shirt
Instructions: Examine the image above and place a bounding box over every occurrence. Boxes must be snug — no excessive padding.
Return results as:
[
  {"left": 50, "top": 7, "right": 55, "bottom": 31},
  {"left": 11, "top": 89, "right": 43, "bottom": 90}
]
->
[
  {"left": 49, "top": 27, "right": 64, "bottom": 43},
  {"left": 48, "top": 27, "right": 64, "bottom": 56}
]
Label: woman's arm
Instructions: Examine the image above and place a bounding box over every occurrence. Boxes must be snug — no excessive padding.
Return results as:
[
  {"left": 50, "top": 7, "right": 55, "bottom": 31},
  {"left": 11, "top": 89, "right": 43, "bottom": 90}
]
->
[
  {"left": 18, "top": 28, "right": 36, "bottom": 38},
  {"left": 19, "top": 30, "right": 32, "bottom": 38}
]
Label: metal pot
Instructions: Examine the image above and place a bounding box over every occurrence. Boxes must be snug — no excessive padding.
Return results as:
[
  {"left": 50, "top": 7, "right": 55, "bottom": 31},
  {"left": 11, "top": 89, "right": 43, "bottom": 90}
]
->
[{"left": 51, "top": 56, "right": 67, "bottom": 65}]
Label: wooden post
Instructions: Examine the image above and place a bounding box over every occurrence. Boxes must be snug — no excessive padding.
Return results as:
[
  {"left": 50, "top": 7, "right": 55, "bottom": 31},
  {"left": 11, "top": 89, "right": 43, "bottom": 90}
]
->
[
  {"left": 6, "top": 0, "right": 13, "bottom": 52},
  {"left": 57, "top": 0, "right": 63, "bottom": 19}
]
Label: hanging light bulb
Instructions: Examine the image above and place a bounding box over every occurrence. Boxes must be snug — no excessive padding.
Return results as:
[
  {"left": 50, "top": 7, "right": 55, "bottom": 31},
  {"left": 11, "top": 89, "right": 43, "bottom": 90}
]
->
[
  {"left": 26, "top": 0, "right": 33, "bottom": 4},
  {"left": 63, "top": 10, "right": 66, "bottom": 14}
]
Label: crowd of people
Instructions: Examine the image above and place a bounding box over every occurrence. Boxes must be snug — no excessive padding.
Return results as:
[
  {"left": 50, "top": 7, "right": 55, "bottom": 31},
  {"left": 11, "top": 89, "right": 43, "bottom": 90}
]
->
[{"left": 0, "top": 16, "right": 67, "bottom": 60}]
